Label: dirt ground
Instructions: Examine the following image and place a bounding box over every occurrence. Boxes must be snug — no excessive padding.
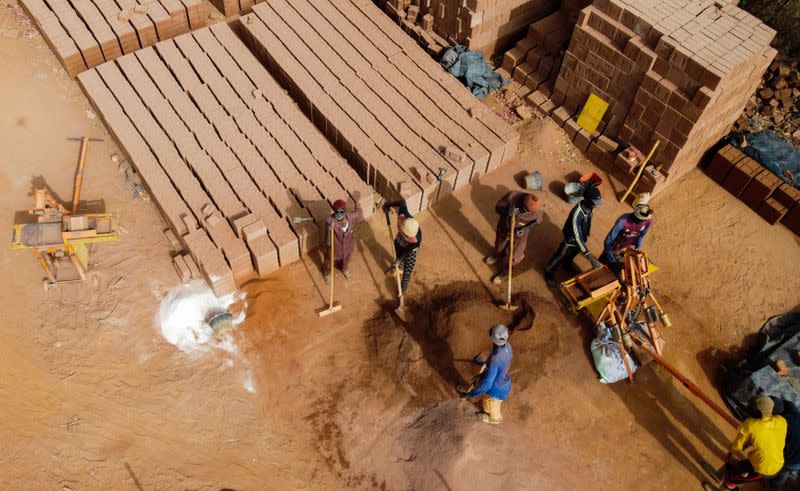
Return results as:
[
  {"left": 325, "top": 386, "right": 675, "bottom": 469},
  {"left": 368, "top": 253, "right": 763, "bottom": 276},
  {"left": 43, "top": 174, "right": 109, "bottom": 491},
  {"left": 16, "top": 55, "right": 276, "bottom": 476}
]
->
[{"left": 2, "top": 4, "right": 800, "bottom": 489}]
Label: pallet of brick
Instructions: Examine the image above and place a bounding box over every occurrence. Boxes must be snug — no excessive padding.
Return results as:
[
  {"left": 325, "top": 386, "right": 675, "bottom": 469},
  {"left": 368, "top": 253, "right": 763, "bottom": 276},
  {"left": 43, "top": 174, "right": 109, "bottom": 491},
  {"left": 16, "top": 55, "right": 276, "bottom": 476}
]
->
[
  {"left": 77, "top": 24, "right": 373, "bottom": 296},
  {"left": 548, "top": 0, "right": 776, "bottom": 194},
  {"left": 374, "top": 0, "right": 560, "bottom": 59},
  {"left": 20, "top": 0, "right": 206, "bottom": 77},
  {"left": 240, "top": 0, "right": 517, "bottom": 214}
]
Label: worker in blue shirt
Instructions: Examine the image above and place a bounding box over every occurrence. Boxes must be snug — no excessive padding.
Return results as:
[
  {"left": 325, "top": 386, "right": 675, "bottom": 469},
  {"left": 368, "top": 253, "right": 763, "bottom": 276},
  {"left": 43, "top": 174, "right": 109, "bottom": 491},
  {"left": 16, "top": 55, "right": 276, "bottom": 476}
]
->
[
  {"left": 459, "top": 324, "right": 512, "bottom": 424},
  {"left": 545, "top": 183, "right": 603, "bottom": 287}
]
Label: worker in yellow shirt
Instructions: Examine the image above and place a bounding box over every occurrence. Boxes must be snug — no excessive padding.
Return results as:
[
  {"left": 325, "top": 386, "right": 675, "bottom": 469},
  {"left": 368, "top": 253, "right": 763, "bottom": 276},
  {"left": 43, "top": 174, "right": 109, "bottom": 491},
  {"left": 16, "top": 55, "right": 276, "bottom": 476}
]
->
[{"left": 703, "top": 395, "right": 787, "bottom": 490}]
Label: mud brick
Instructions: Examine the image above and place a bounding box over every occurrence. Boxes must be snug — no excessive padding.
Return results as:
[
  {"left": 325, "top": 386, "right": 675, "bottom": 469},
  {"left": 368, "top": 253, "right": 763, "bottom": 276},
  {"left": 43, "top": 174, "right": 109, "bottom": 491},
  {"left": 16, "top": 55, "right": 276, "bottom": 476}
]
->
[
  {"left": 586, "top": 141, "right": 605, "bottom": 164},
  {"left": 551, "top": 106, "right": 571, "bottom": 127},
  {"left": 232, "top": 213, "right": 259, "bottom": 238},
  {"left": 163, "top": 228, "right": 182, "bottom": 251},
  {"left": 740, "top": 167, "right": 782, "bottom": 210},
  {"left": 782, "top": 204, "right": 800, "bottom": 236},
  {"left": 172, "top": 254, "right": 192, "bottom": 282},
  {"left": 705, "top": 144, "right": 745, "bottom": 184},
  {"left": 756, "top": 198, "right": 788, "bottom": 225},
  {"left": 615, "top": 151, "right": 640, "bottom": 174},
  {"left": 772, "top": 184, "right": 800, "bottom": 210},
  {"left": 722, "top": 157, "right": 763, "bottom": 197},
  {"left": 183, "top": 253, "right": 201, "bottom": 279},
  {"left": 246, "top": 234, "right": 279, "bottom": 278},
  {"left": 595, "top": 135, "right": 617, "bottom": 153},
  {"left": 564, "top": 118, "right": 581, "bottom": 140},
  {"left": 573, "top": 129, "right": 592, "bottom": 153}
]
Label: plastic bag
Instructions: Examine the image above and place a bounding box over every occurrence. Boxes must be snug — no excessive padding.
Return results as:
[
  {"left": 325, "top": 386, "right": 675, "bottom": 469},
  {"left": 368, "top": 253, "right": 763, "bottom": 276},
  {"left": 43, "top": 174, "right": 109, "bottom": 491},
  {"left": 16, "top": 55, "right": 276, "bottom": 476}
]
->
[{"left": 591, "top": 325, "right": 638, "bottom": 384}]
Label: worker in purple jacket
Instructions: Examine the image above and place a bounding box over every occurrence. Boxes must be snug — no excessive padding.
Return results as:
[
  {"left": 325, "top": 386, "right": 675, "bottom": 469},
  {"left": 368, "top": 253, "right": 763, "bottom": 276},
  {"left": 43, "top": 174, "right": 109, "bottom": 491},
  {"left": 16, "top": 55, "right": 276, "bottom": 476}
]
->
[
  {"left": 323, "top": 199, "right": 363, "bottom": 284},
  {"left": 601, "top": 192, "right": 653, "bottom": 277}
]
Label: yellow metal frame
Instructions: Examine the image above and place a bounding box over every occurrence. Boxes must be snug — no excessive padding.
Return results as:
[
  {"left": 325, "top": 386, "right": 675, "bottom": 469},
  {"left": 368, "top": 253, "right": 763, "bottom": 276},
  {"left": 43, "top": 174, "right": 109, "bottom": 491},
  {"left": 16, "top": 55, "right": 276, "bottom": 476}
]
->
[{"left": 560, "top": 261, "right": 658, "bottom": 323}]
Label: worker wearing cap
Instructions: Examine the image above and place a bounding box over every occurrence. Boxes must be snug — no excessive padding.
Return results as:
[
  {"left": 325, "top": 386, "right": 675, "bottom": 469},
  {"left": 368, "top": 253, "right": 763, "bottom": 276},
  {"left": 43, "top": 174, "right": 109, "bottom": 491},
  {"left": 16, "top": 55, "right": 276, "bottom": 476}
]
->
[
  {"left": 322, "top": 199, "right": 363, "bottom": 284},
  {"left": 768, "top": 397, "right": 800, "bottom": 488},
  {"left": 459, "top": 324, "right": 512, "bottom": 424},
  {"left": 485, "top": 191, "right": 544, "bottom": 285},
  {"left": 383, "top": 200, "right": 421, "bottom": 293},
  {"left": 544, "top": 183, "right": 603, "bottom": 287},
  {"left": 704, "top": 395, "right": 787, "bottom": 491},
  {"left": 601, "top": 192, "right": 654, "bottom": 277}
]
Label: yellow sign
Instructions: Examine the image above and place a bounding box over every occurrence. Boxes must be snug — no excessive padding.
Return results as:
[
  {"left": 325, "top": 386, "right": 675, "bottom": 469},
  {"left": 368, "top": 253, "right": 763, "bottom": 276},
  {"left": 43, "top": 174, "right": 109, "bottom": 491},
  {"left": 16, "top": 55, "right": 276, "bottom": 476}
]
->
[{"left": 577, "top": 93, "right": 609, "bottom": 134}]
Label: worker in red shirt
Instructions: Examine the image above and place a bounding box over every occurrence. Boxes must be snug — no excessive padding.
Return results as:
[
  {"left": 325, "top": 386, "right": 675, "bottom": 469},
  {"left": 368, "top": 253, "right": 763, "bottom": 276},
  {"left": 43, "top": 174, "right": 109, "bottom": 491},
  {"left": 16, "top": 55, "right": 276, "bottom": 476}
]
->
[
  {"left": 485, "top": 191, "right": 544, "bottom": 285},
  {"left": 322, "top": 199, "right": 362, "bottom": 284}
]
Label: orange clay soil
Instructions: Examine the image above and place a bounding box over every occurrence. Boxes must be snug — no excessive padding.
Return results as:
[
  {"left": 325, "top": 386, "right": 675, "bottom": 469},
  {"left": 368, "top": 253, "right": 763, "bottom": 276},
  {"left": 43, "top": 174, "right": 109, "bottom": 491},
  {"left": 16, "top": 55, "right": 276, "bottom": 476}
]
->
[{"left": 2, "top": 6, "right": 799, "bottom": 489}]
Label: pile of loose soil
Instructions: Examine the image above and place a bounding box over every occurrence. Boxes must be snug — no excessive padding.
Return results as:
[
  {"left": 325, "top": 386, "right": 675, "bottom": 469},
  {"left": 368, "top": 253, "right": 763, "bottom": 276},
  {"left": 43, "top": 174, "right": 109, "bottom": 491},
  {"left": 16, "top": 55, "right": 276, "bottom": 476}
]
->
[{"left": 363, "top": 281, "right": 535, "bottom": 404}]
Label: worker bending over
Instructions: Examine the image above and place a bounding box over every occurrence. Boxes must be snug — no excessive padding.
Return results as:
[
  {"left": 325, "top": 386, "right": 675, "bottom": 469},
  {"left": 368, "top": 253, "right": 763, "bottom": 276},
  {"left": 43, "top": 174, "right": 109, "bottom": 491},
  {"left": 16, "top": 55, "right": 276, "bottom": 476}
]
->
[
  {"left": 601, "top": 192, "right": 653, "bottom": 277},
  {"left": 459, "top": 324, "right": 512, "bottom": 425},
  {"left": 704, "top": 395, "right": 787, "bottom": 491},
  {"left": 323, "top": 199, "right": 363, "bottom": 284},
  {"left": 544, "top": 183, "right": 603, "bottom": 287},
  {"left": 383, "top": 200, "right": 421, "bottom": 293},
  {"left": 485, "top": 191, "right": 544, "bottom": 285}
]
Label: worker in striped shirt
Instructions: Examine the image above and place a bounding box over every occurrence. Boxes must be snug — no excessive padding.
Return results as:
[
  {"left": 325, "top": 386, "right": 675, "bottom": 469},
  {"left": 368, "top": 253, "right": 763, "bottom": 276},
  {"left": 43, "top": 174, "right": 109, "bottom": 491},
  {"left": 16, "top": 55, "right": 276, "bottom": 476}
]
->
[{"left": 544, "top": 183, "right": 603, "bottom": 287}]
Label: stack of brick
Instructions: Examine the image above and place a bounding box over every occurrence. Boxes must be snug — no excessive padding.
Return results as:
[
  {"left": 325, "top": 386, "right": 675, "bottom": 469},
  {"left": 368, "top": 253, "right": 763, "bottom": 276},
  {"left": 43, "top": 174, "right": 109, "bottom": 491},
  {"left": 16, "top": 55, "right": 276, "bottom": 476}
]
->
[
  {"left": 240, "top": 0, "right": 518, "bottom": 214},
  {"left": 77, "top": 24, "right": 373, "bottom": 296},
  {"left": 500, "top": 11, "right": 572, "bottom": 104},
  {"left": 540, "top": 0, "right": 776, "bottom": 193},
  {"left": 377, "top": 0, "right": 560, "bottom": 59},
  {"left": 20, "top": 0, "right": 206, "bottom": 77},
  {"left": 705, "top": 144, "right": 800, "bottom": 236},
  {"left": 499, "top": 0, "right": 592, "bottom": 97},
  {"left": 396, "top": 6, "right": 453, "bottom": 58}
]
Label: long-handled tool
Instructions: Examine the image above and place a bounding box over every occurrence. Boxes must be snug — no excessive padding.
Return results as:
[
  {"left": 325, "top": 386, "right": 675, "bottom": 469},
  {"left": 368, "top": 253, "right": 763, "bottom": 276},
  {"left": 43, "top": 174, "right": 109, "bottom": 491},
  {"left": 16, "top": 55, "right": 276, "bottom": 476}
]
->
[
  {"left": 316, "top": 223, "right": 342, "bottom": 317},
  {"left": 631, "top": 332, "right": 738, "bottom": 429},
  {"left": 620, "top": 140, "right": 660, "bottom": 204},
  {"left": 68, "top": 136, "right": 104, "bottom": 214},
  {"left": 497, "top": 214, "right": 519, "bottom": 311},
  {"left": 385, "top": 210, "right": 410, "bottom": 321}
]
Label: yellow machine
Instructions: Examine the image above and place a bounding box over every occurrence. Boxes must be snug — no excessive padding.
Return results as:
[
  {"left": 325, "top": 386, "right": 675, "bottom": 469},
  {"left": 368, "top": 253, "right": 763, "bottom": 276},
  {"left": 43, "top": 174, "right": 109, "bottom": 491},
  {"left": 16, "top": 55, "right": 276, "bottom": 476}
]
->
[
  {"left": 11, "top": 137, "right": 118, "bottom": 289},
  {"left": 560, "top": 249, "right": 739, "bottom": 428}
]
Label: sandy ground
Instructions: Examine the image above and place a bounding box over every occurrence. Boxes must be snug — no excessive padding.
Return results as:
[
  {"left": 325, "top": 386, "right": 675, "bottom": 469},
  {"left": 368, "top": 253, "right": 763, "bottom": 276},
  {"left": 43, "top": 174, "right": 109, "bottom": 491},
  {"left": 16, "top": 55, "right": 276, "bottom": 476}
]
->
[{"left": 2, "top": 4, "right": 800, "bottom": 489}]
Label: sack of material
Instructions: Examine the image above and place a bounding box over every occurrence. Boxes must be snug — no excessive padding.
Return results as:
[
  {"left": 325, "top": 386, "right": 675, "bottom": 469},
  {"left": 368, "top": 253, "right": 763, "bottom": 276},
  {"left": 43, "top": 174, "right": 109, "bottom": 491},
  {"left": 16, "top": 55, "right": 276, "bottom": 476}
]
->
[{"left": 591, "top": 325, "right": 638, "bottom": 384}]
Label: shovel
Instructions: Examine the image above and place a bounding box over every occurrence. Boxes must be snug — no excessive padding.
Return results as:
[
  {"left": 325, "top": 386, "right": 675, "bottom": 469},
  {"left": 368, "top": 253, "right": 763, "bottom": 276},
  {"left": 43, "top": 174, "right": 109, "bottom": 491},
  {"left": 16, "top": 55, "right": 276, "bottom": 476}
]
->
[
  {"left": 496, "top": 214, "right": 520, "bottom": 311},
  {"left": 386, "top": 211, "right": 410, "bottom": 322},
  {"left": 316, "top": 223, "right": 342, "bottom": 317}
]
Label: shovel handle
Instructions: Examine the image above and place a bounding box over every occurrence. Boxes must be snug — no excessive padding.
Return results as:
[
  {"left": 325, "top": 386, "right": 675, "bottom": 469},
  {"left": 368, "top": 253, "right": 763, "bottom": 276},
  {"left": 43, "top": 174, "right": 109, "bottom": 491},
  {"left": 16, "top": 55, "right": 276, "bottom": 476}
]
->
[
  {"left": 506, "top": 214, "right": 515, "bottom": 305},
  {"left": 328, "top": 223, "right": 335, "bottom": 308}
]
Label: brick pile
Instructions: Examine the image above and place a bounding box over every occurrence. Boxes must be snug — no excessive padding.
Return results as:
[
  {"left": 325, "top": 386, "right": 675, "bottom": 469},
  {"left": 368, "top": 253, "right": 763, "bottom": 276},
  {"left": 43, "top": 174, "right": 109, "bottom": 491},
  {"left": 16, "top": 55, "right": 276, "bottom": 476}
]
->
[
  {"left": 499, "top": 0, "right": 592, "bottom": 97},
  {"left": 20, "top": 0, "right": 206, "bottom": 77},
  {"left": 77, "top": 23, "right": 373, "bottom": 296},
  {"left": 240, "top": 0, "right": 518, "bottom": 214},
  {"left": 377, "top": 0, "right": 559, "bottom": 59},
  {"left": 521, "top": 0, "right": 777, "bottom": 194},
  {"left": 705, "top": 144, "right": 800, "bottom": 236}
]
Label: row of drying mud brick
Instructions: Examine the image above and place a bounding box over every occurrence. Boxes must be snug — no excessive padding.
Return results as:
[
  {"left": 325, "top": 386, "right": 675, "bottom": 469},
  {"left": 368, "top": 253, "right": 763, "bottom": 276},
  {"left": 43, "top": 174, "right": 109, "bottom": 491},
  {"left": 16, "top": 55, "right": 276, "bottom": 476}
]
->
[
  {"left": 502, "top": 0, "right": 776, "bottom": 194},
  {"left": 239, "top": 0, "right": 517, "bottom": 214},
  {"left": 706, "top": 145, "right": 800, "bottom": 236},
  {"left": 20, "top": 0, "right": 205, "bottom": 77},
  {"left": 77, "top": 23, "right": 373, "bottom": 296},
  {"left": 379, "top": 0, "right": 560, "bottom": 58}
]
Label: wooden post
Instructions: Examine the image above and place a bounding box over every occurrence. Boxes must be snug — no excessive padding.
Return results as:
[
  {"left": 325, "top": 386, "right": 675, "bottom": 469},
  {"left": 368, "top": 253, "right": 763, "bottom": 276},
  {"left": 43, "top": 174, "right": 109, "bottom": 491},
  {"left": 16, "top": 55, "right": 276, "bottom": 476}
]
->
[
  {"left": 620, "top": 140, "right": 660, "bottom": 204},
  {"left": 72, "top": 137, "right": 90, "bottom": 214}
]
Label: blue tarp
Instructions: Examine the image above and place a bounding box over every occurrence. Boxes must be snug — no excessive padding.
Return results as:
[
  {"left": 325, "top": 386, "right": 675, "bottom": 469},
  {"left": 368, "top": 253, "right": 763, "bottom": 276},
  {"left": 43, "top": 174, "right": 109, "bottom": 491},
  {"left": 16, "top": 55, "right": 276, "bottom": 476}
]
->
[
  {"left": 439, "top": 45, "right": 508, "bottom": 100},
  {"left": 723, "top": 131, "right": 800, "bottom": 189}
]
